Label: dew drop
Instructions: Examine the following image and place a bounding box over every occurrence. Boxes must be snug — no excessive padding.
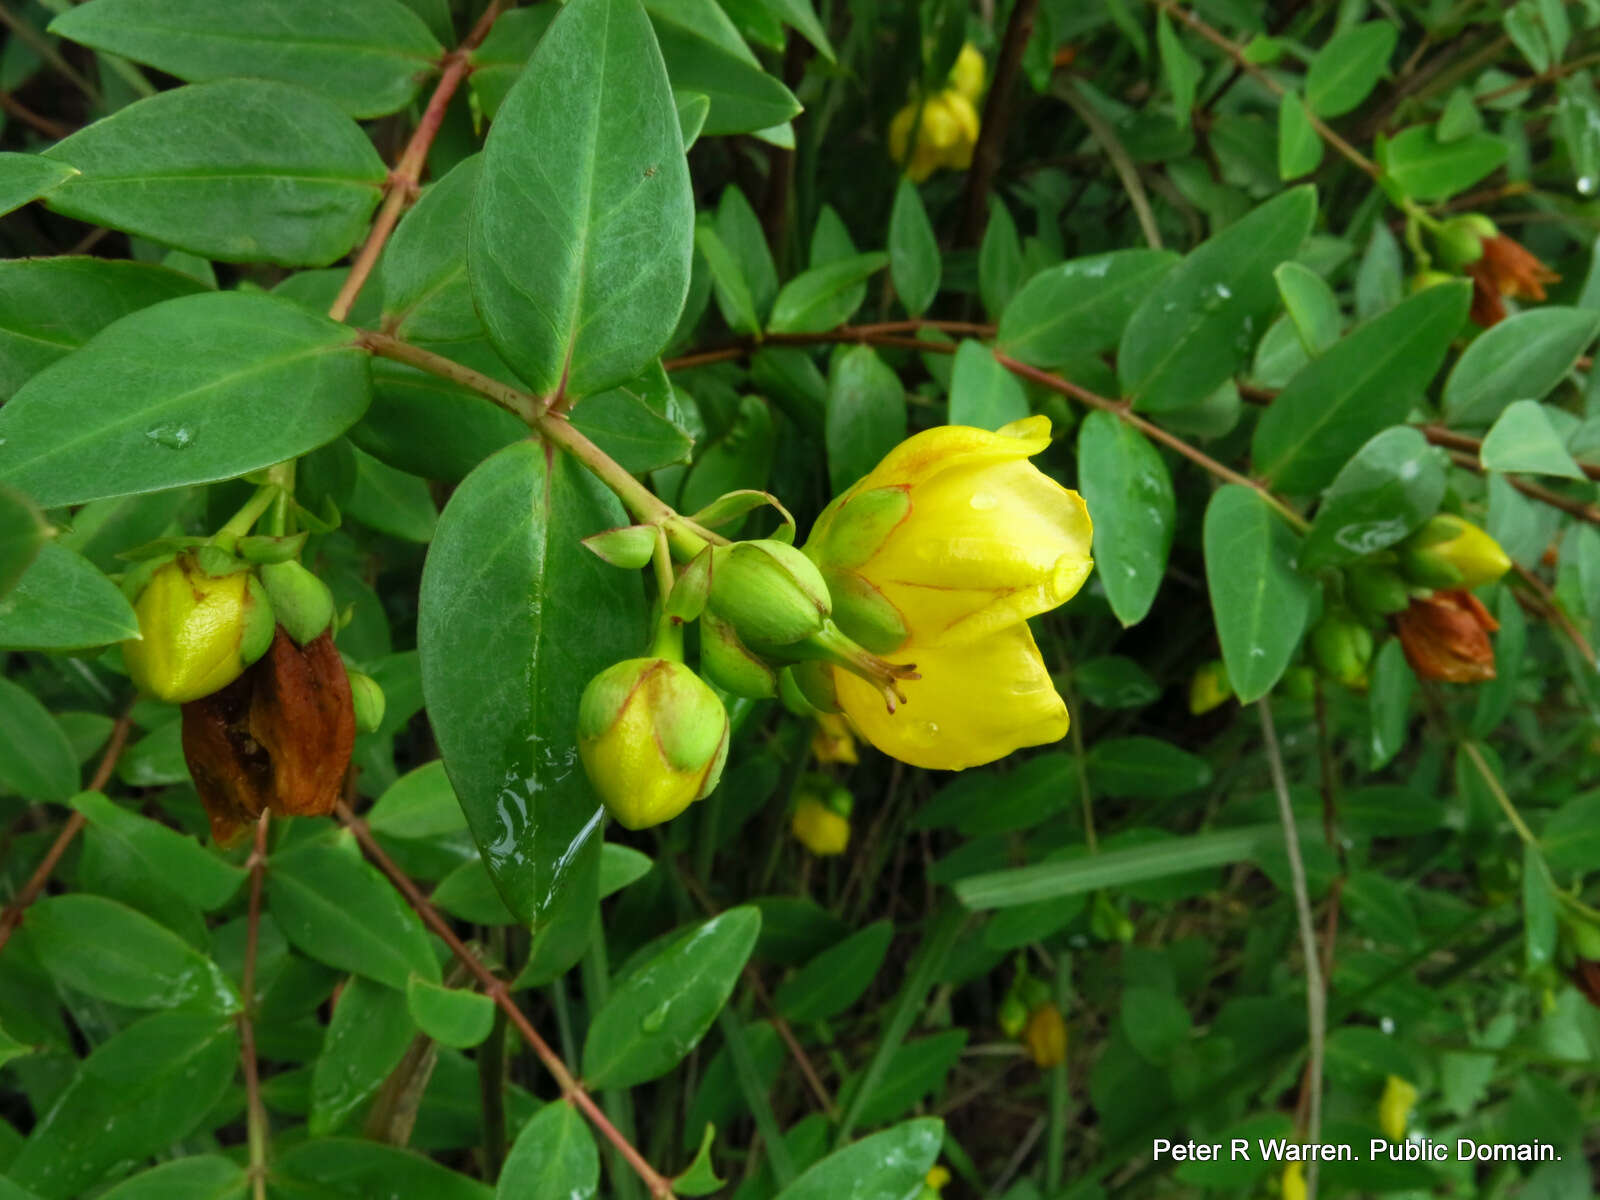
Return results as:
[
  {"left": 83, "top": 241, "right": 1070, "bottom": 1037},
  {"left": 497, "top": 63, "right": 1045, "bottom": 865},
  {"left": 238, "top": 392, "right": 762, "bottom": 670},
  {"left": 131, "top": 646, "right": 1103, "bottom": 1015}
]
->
[
  {"left": 969, "top": 491, "right": 997, "bottom": 510},
  {"left": 1579, "top": 176, "right": 1596, "bottom": 195},
  {"left": 144, "top": 423, "right": 196, "bottom": 450},
  {"left": 641, "top": 999, "right": 671, "bottom": 1033}
]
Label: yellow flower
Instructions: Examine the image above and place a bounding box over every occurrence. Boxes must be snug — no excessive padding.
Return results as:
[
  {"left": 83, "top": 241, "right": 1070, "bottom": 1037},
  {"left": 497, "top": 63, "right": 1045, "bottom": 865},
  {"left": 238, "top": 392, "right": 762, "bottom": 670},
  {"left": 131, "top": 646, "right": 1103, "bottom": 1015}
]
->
[
  {"left": 949, "top": 43, "right": 986, "bottom": 101},
  {"left": 1400, "top": 514, "right": 1511, "bottom": 591},
  {"left": 810, "top": 712, "right": 858, "bottom": 764},
  {"left": 1378, "top": 1074, "right": 1417, "bottom": 1141},
  {"left": 889, "top": 89, "right": 980, "bottom": 182},
  {"left": 123, "top": 552, "right": 275, "bottom": 704},
  {"left": 1281, "top": 1162, "right": 1307, "bottom": 1200},
  {"left": 791, "top": 795, "right": 850, "bottom": 855},
  {"left": 1188, "top": 659, "right": 1232, "bottom": 715},
  {"left": 804, "top": 416, "right": 1093, "bottom": 770},
  {"left": 1022, "top": 1003, "right": 1067, "bottom": 1067}
]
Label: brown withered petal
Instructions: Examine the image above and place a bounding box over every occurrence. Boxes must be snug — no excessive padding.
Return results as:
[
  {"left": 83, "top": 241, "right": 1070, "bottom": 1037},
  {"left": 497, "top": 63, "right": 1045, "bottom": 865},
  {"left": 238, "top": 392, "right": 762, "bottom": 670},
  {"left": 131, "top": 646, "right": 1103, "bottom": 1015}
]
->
[
  {"left": 1481, "top": 234, "right": 1559, "bottom": 301},
  {"left": 1465, "top": 261, "right": 1507, "bottom": 328},
  {"left": 1393, "top": 589, "right": 1499, "bottom": 684},
  {"left": 1574, "top": 958, "right": 1600, "bottom": 1010},
  {"left": 181, "top": 627, "right": 355, "bottom": 847}
]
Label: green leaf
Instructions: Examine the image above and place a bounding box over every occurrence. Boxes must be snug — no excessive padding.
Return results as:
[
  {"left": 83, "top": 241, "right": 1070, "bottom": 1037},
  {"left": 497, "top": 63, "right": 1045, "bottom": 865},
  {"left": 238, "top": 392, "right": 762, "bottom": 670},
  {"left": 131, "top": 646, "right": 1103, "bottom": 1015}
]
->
[
  {"left": 0, "top": 486, "right": 45, "bottom": 600},
  {"left": 268, "top": 839, "right": 441, "bottom": 990},
  {"left": 310, "top": 976, "right": 417, "bottom": 1134},
  {"left": 888, "top": 178, "right": 940, "bottom": 317},
  {"left": 357, "top": 350, "right": 525, "bottom": 485},
  {"left": 0, "top": 154, "right": 78, "bottom": 219},
  {"left": 0, "top": 542, "right": 138, "bottom": 652},
  {"left": 407, "top": 976, "right": 495, "bottom": 1049},
  {"left": 750, "top": 0, "right": 834, "bottom": 60},
  {"left": 1437, "top": 87, "right": 1483, "bottom": 142},
  {"left": 1299, "top": 427, "right": 1447, "bottom": 569},
  {"left": 842, "top": 1029, "right": 966, "bottom": 1125},
  {"left": 1277, "top": 91, "right": 1322, "bottom": 178},
  {"left": 716, "top": 186, "right": 777, "bottom": 316},
  {"left": 1481, "top": 399, "right": 1586, "bottom": 478},
  {"left": 948, "top": 341, "right": 1029, "bottom": 431},
  {"left": 825, "top": 345, "right": 906, "bottom": 493},
  {"left": 1381, "top": 126, "right": 1508, "bottom": 202},
  {"left": 0, "top": 292, "right": 371, "bottom": 508},
  {"left": 1523, "top": 843, "right": 1558, "bottom": 971},
  {"left": 346, "top": 447, "right": 439, "bottom": 541},
  {"left": 1121, "top": 187, "right": 1316, "bottom": 413},
  {"left": 572, "top": 362, "right": 695, "bottom": 474},
  {"left": 1156, "top": 10, "right": 1200, "bottom": 129},
  {"left": 1445, "top": 307, "right": 1600, "bottom": 427},
  {"left": 1342, "top": 869, "right": 1420, "bottom": 949},
  {"left": 498, "top": 1102, "right": 598, "bottom": 1200},
  {"left": 420, "top": 441, "right": 645, "bottom": 924},
  {"left": 582, "top": 906, "right": 760, "bottom": 1088},
  {"left": 1251, "top": 280, "right": 1469, "bottom": 493},
  {"left": 775, "top": 921, "right": 893, "bottom": 1023},
  {"left": 773, "top": 1118, "right": 943, "bottom": 1200},
  {"left": 42, "top": 81, "right": 385, "bottom": 266},
  {"left": 1274, "top": 261, "right": 1341, "bottom": 355},
  {"left": 380, "top": 156, "right": 481, "bottom": 344},
  {"left": 471, "top": 0, "right": 693, "bottom": 399},
  {"left": 1075, "top": 656, "right": 1161, "bottom": 709},
  {"left": 648, "top": 0, "right": 802, "bottom": 136},
  {"left": 368, "top": 760, "right": 466, "bottom": 840},
  {"left": 698, "top": 220, "right": 760, "bottom": 337},
  {"left": 1304, "top": 20, "right": 1396, "bottom": 117},
  {"left": 23, "top": 894, "right": 238, "bottom": 1013},
  {"left": 1543, "top": 792, "right": 1600, "bottom": 873},
  {"left": 98, "top": 1158, "right": 245, "bottom": 1200},
  {"left": 0, "top": 258, "right": 206, "bottom": 401},
  {"left": 768, "top": 252, "right": 889, "bottom": 334},
  {"left": 954, "top": 823, "right": 1288, "bottom": 908},
  {"left": 978, "top": 199, "right": 1023, "bottom": 320},
  {"left": 673, "top": 1122, "right": 725, "bottom": 1196},
  {"left": 273, "top": 1138, "right": 492, "bottom": 1200},
  {"left": 48, "top": 0, "right": 444, "bottom": 118},
  {"left": 68, "top": 790, "right": 243, "bottom": 910},
  {"left": 468, "top": 8, "right": 556, "bottom": 118},
  {"left": 1202, "top": 485, "right": 1316, "bottom": 703},
  {"left": 1122, "top": 986, "right": 1191, "bottom": 1064},
  {"left": 0, "top": 677, "right": 77, "bottom": 803},
  {"left": 1076, "top": 411, "right": 1175, "bottom": 626},
  {"left": 7, "top": 1012, "right": 238, "bottom": 1200},
  {"left": 996, "top": 250, "right": 1177, "bottom": 369},
  {"left": 1087, "top": 736, "right": 1212, "bottom": 798}
]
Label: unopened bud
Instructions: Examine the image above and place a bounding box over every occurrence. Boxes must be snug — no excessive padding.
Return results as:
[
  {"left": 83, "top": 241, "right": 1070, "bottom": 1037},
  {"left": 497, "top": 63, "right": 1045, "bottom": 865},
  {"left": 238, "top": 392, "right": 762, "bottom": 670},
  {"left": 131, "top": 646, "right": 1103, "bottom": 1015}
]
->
[
  {"left": 698, "top": 612, "right": 777, "bottom": 699},
  {"left": 123, "top": 553, "right": 275, "bottom": 704},
  {"left": 998, "top": 992, "right": 1028, "bottom": 1038},
  {"left": 348, "top": 670, "right": 386, "bottom": 733},
  {"left": 1400, "top": 514, "right": 1510, "bottom": 591},
  {"left": 1433, "top": 213, "right": 1497, "bottom": 270},
  {"left": 1311, "top": 613, "right": 1374, "bottom": 689},
  {"left": 258, "top": 560, "right": 335, "bottom": 645},
  {"left": 709, "top": 539, "right": 832, "bottom": 646},
  {"left": 1378, "top": 1074, "right": 1417, "bottom": 1141},
  {"left": 1022, "top": 1004, "right": 1067, "bottom": 1067},
  {"left": 577, "top": 657, "right": 729, "bottom": 830},
  {"left": 1348, "top": 563, "right": 1412, "bottom": 621},
  {"left": 1188, "top": 659, "right": 1232, "bottom": 715}
]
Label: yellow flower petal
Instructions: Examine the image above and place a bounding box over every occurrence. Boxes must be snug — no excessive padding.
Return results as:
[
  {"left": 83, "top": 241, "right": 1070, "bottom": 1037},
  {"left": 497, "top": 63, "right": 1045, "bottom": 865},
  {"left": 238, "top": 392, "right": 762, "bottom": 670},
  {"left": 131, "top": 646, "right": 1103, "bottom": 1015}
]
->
[
  {"left": 834, "top": 622, "right": 1068, "bottom": 770},
  {"left": 848, "top": 415, "right": 1053, "bottom": 498}
]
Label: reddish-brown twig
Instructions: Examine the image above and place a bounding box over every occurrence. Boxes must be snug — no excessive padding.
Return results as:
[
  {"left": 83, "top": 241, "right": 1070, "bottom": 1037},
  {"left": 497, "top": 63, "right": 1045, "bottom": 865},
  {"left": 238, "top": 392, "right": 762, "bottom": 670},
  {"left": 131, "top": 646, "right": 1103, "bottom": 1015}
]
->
[{"left": 240, "top": 811, "right": 272, "bottom": 1200}]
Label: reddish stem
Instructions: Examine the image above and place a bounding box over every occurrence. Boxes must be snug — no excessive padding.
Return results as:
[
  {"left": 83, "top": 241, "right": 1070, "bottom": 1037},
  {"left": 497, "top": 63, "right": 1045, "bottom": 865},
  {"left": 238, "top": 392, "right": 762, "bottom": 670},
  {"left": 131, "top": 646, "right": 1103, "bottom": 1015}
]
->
[{"left": 240, "top": 811, "right": 272, "bottom": 1200}]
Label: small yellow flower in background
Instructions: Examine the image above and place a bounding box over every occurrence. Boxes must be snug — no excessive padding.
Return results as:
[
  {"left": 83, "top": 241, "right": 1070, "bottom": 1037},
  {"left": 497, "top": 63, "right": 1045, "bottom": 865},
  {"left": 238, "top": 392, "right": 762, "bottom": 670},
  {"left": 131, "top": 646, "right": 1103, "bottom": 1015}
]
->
[
  {"left": 889, "top": 90, "right": 980, "bottom": 182},
  {"left": 1188, "top": 659, "right": 1232, "bottom": 715},
  {"left": 1022, "top": 1003, "right": 1067, "bottom": 1067},
  {"left": 811, "top": 712, "right": 858, "bottom": 764},
  {"left": 1281, "top": 1161, "right": 1307, "bottom": 1200},
  {"left": 949, "top": 43, "right": 986, "bottom": 101},
  {"left": 791, "top": 792, "right": 851, "bottom": 855},
  {"left": 123, "top": 552, "right": 275, "bottom": 704},
  {"left": 916, "top": 1164, "right": 952, "bottom": 1199},
  {"left": 1378, "top": 1074, "right": 1417, "bottom": 1141},
  {"left": 804, "top": 416, "right": 1093, "bottom": 770}
]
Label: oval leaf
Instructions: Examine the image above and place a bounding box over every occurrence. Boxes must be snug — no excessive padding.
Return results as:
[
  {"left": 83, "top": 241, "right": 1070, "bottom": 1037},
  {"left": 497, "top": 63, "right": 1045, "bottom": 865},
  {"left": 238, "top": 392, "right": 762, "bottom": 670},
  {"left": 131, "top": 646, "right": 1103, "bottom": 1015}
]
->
[
  {"left": 1442, "top": 306, "right": 1600, "bottom": 426},
  {"left": 996, "top": 249, "right": 1178, "bottom": 369},
  {"left": 1076, "top": 411, "right": 1174, "bottom": 626},
  {"left": 1300, "top": 427, "right": 1446, "bottom": 569},
  {"left": 0, "top": 543, "right": 138, "bottom": 650},
  {"left": 773, "top": 1118, "right": 944, "bottom": 1200},
  {"left": 0, "top": 676, "right": 77, "bottom": 803},
  {"left": 497, "top": 1102, "right": 598, "bottom": 1200}
]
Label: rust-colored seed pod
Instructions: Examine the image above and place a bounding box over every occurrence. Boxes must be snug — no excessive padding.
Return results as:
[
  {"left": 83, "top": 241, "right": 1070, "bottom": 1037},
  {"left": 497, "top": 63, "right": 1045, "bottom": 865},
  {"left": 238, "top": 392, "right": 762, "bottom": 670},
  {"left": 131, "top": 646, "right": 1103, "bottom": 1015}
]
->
[{"left": 181, "top": 628, "right": 355, "bottom": 846}]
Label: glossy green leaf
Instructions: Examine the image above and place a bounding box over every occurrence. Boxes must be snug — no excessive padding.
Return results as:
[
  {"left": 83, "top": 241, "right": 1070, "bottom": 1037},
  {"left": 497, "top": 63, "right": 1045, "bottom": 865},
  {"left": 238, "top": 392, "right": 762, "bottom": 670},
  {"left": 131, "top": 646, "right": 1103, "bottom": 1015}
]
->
[
  {"left": 346, "top": 447, "right": 438, "bottom": 541},
  {"left": 888, "top": 178, "right": 940, "bottom": 317},
  {"left": 273, "top": 1138, "right": 492, "bottom": 1200},
  {"left": 98, "top": 1156, "right": 246, "bottom": 1200},
  {"left": 355, "top": 357, "right": 526, "bottom": 484},
  {"left": 1277, "top": 90, "right": 1322, "bottom": 178},
  {"left": 309, "top": 976, "right": 416, "bottom": 1134},
  {"left": 8, "top": 1012, "right": 237, "bottom": 1200},
  {"left": 996, "top": 250, "right": 1177, "bottom": 369},
  {"left": 0, "top": 543, "right": 138, "bottom": 651},
  {"left": 24, "top": 894, "right": 238, "bottom": 1013},
  {"left": 1156, "top": 10, "right": 1200, "bottom": 129},
  {"left": 380, "top": 156, "right": 481, "bottom": 344},
  {"left": 368, "top": 760, "right": 466, "bottom": 840},
  {"left": 268, "top": 839, "right": 440, "bottom": 990},
  {"left": 978, "top": 199, "right": 1023, "bottom": 320},
  {"left": 1300, "top": 427, "right": 1446, "bottom": 569},
  {"left": 773, "top": 1118, "right": 943, "bottom": 1200},
  {"left": 775, "top": 921, "right": 893, "bottom": 1023},
  {"left": 42, "top": 81, "right": 385, "bottom": 265},
  {"left": 0, "top": 486, "right": 45, "bottom": 600},
  {"left": 582, "top": 906, "right": 760, "bottom": 1088},
  {"left": 1252, "top": 280, "right": 1468, "bottom": 493},
  {"left": 648, "top": 0, "right": 802, "bottom": 136},
  {"left": 1304, "top": 20, "right": 1396, "bottom": 117},
  {"left": 716, "top": 186, "right": 777, "bottom": 317},
  {"left": 0, "top": 292, "right": 371, "bottom": 507},
  {"left": 420, "top": 441, "right": 645, "bottom": 924},
  {"left": 1087, "top": 736, "right": 1212, "bottom": 798},
  {"left": 845, "top": 1029, "right": 966, "bottom": 1125},
  {"left": 1121, "top": 187, "right": 1316, "bottom": 413},
  {"left": 697, "top": 219, "right": 761, "bottom": 334},
  {"left": 49, "top": 0, "right": 444, "bottom": 118},
  {"left": 68, "top": 791, "right": 243, "bottom": 910},
  {"left": 948, "top": 341, "right": 1028, "bottom": 431},
  {"left": 0, "top": 677, "right": 77, "bottom": 803},
  {"left": 573, "top": 363, "right": 695, "bottom": 474},
  {"left": 673, "top": 1122, "right": 725, "bottom": 1196},
  {"left": 470, "top": 0, "right": 693, "bottom": 399},
  {"left": 498, "top": 1102, "right": 598, "bottom": 1200},
  {"left": 768, "top": 252, "right": 889, "bottom": 334},
  {"left": 0, "top": 154, "right": 78, "bottom": 219},
  {"left": 1481, "top": 399, "right": 1586, "bottom": 478},
  {"left": 407, "top": 976, "right": 494, "bottom": 1049},
  {"left": 1076, "top": 411, "right": 1175, "bottom": 626},
  {"left": 753, "top": 0, "right": 833, "bottom": 59},
  {"left": 1381, "top": 126, "right": 1507, "bottom": 202},
  {"left": 1446, "top": 307, "right": 1600, "bottom": 429},
  {"left": 679, "top": 394, "right": 774, "bottom": 514},
  {"left": 1203, "top": 485, "right": 1316, "bottom": 703},
  {"left": 825, "top": 345, "right": 906, "bottom": 493},
  {"left": 468, "top": 8, "right": 556, "bottom": 118},
  {"left": 1274, "top": 261, "right": 1341, "bottom": 355}
]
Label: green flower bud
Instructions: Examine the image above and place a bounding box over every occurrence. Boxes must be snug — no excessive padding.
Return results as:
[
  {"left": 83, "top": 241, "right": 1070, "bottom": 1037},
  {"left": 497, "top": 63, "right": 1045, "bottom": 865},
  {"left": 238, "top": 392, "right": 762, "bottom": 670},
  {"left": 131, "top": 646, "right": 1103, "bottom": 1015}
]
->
[
  {"left": 1311, "top": 613, "right": 1374, "bottom": 688},
  {"left": 577, "top": 657, "right": 729, "bottom": 830},
  {"left": 998, "top": 991, "right": 1029, "bottom": 1038},
  {"left": 785, "top": 660, "right": 839, "bottom": 714},
  {"left": 778, "top": 665, "right": 822, "bottom": 717},
  {"left": 1433, "top": 213, "right": 1497, "bottom": 270},
  {"left": 1348, "top": 563, "right": 1413, "bottom": 622},
  {"left": 1400, "top": 514, "right": 1510, "bottom": 591},
  {"left": 122, "top": 552, "right": 274, "bottom": 704},
  {"left": 258, "top": 560, "right": 335, "bottom": 645},
  {"left": 348, "top": 670, "right": 386, "bottom": 734},
  {"left": 709, "top": 539, "right": 831, "bottom": 646},
  {"left": 699, "top": 612, "right": 778, "bottom": 699},
  {"left": 1566, "top": 917, "right": 1600, "bottom": 962},
  {"left": 1279, "top": 665, "right": 1318, "bottom": 701}
]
